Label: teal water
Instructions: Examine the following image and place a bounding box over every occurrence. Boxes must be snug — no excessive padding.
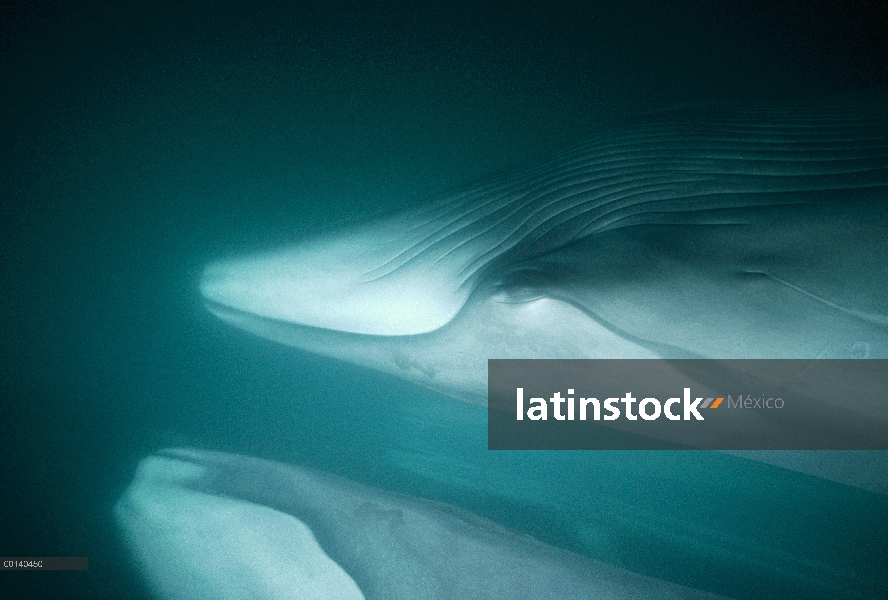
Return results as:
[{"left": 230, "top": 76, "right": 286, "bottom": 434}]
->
[{"left": 2, "top": 1, "right": 887, "bottom": 598}]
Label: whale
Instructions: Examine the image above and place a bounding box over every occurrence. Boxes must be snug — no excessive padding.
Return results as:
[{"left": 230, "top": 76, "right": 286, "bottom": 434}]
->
[
  {"left": 197, "top": 98, "right": 888, "bottom": 494},
  {"left": 115, "top": 448, "right": 731, "bottom": 599},
  {"left": 200, "top": 100, "right": 888, "bottom": 405}
]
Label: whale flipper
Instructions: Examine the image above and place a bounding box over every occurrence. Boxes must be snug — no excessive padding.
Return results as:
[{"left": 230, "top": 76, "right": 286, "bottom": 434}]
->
[{"left": 115, "top": 449, "right": 730, "bottom": 599}]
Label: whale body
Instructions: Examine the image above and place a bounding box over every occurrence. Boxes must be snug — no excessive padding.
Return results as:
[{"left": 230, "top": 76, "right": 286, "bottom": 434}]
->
[
  {"left": 200, "top": 100, "right": 888, "bottom": 404},
  {"left": 115, "top": 448, "right": 730, "bottom": 600},
  {"left": 197, "top": 99, "right": 888, "bottom": 496}
]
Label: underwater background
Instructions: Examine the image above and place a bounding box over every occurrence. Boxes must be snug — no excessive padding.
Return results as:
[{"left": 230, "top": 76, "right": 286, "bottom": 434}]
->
[{"left": 2, "top": 1, "right": 887, "bottom": 598}]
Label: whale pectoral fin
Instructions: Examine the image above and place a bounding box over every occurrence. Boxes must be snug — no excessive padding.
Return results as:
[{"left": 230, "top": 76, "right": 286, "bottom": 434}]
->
[
  {"left": 114, "top": 454, "right": 365, "bottom": 600},
  {"left": 117, "top": 450, "right": 733, "bottom": 600}
]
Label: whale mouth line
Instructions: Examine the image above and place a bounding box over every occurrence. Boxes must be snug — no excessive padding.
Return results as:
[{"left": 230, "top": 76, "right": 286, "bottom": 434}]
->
[
  {"left": 203, "top": 297, "right": 315, "bottom": 335},
  {"left": 203, "top": 297, "right": 265, "bottom": 322},
  {"left": 202, "top": 297, "right": 424, "bottom": 341}
]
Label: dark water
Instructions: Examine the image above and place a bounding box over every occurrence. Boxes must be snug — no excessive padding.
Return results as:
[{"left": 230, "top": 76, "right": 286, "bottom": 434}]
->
[{"left": 2, "top": 1, "right": 887, "bottom": 598}]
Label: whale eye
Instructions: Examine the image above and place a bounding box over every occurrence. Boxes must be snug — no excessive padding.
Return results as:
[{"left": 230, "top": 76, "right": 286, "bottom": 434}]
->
[{"left": 488, "top": 268, "right": 555, "bottom": 304}]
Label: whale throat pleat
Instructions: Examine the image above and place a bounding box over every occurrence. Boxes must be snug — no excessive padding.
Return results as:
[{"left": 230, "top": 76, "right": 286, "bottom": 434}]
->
[{"left": 370, "top": 105, "right": 888, "bottom": 287}]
